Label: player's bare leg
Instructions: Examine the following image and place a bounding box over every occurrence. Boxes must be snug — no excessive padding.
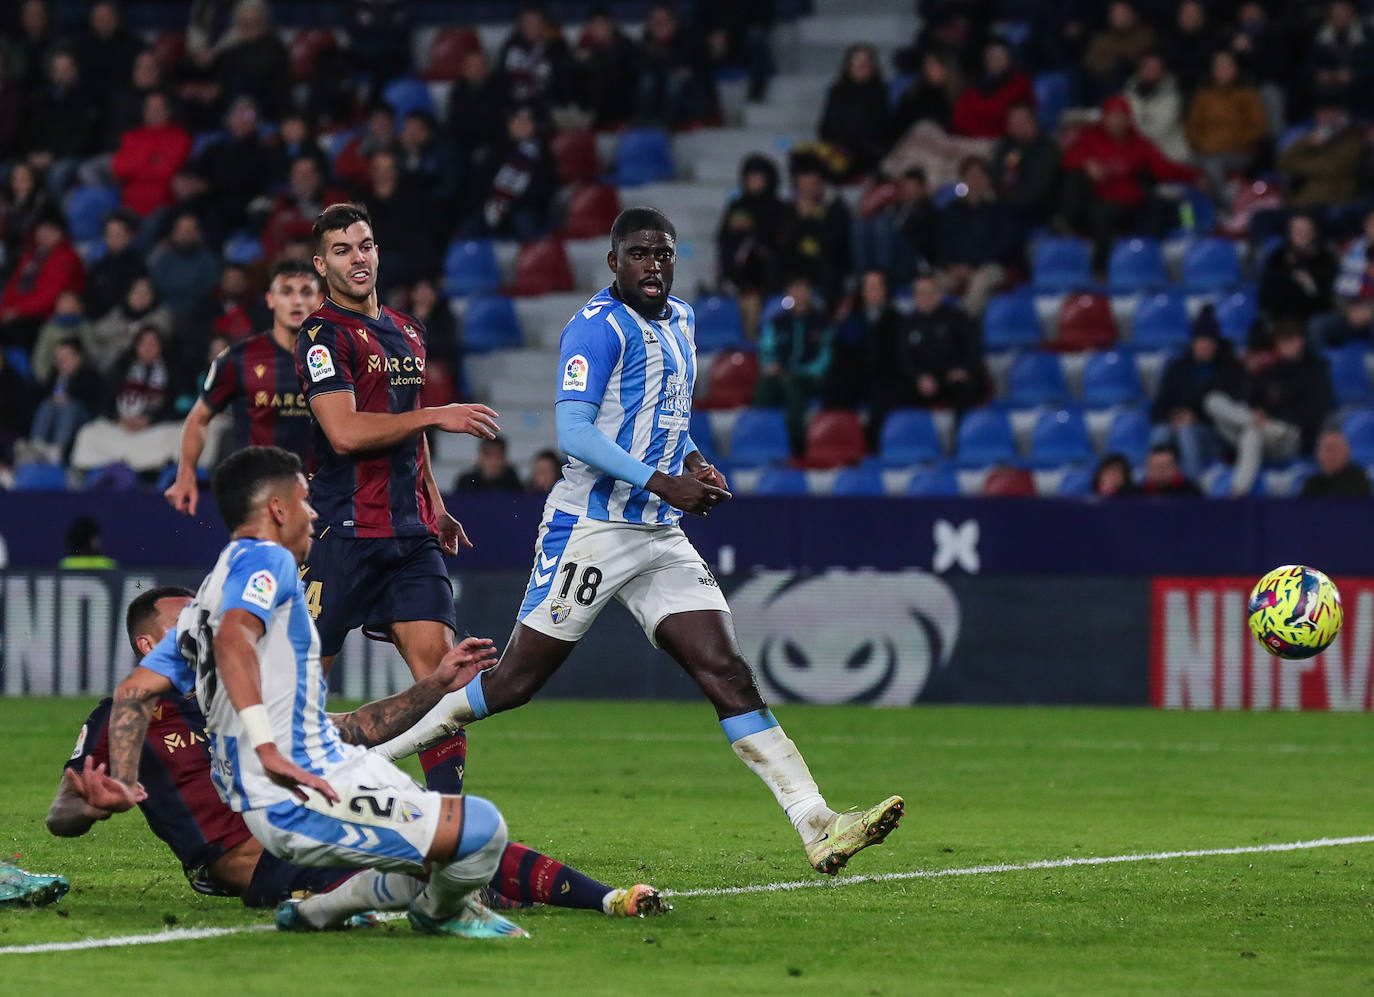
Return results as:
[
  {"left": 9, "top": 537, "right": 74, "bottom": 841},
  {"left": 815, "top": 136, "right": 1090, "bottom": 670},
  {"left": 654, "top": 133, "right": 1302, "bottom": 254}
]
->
[{"left": 655, "top": 610, "right": 903, "bottom": 875}]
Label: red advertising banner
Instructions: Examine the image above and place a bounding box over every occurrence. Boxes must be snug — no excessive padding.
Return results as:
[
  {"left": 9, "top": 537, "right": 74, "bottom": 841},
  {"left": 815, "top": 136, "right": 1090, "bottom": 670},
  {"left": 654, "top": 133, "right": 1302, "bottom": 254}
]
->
[{"left": 1151, "top": 577, "right": 1374, "bottom": 710}]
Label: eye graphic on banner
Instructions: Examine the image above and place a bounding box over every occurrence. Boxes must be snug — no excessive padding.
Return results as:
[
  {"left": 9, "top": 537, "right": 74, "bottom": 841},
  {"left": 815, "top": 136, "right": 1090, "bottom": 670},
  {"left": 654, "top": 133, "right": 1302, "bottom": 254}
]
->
[{"left": 731, "top": 570, "right": 960, "bottom": 705}]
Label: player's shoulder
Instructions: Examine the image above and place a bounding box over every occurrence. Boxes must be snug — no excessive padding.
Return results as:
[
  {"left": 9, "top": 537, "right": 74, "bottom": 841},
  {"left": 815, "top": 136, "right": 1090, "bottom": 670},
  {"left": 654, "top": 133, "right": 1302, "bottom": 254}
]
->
[
  {"left": 381, "top": 304, "right": 425, "bottom": 333},
  {"left": 562, "top": 288, "right": 624, "bottom": 339},
  {"left": 667, "top": 295, "right": 694, "bottom": 323},
  {"left": 298, "top": 301, "right": 355, "bottom": 346},
  {"left": 226, "top": 537, "right": 294, "bottom": 573}
]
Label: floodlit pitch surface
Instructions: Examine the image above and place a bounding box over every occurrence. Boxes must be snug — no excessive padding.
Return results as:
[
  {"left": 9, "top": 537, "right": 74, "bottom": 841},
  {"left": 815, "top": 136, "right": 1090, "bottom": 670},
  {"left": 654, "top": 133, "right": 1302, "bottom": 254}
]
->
[{"left": 3, "top": 700, "right": 1373, "bottom": 994}]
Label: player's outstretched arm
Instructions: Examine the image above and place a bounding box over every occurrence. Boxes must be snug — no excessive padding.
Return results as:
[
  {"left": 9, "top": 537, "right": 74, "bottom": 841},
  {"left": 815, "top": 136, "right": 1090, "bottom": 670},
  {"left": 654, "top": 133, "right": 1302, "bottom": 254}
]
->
[
  {"left": 310, "top": 392, "right": 500, "bottom": 455},
  {"left": 421, "top": 434, "right": 471, "bottom": 556},
  {"left": 107, "top": 665, "right": 176, "bottom": 787},
  {"left": 215, "top": 609, "right": 340, "bottom": 804},
  {"left": 165, "top": 398, "right": 216, "bottom": 515},
  {"left": 46, "top": 758, "right": 147, "bottom": 837},
  {"left": 330, "top": 637, "right": 498, "bottom": 746}
]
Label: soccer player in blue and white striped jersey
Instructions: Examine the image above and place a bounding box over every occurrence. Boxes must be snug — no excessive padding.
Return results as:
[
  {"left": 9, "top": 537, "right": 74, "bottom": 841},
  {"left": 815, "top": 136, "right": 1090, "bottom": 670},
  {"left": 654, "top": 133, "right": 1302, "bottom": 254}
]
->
[{"left": 374, "top": 209, "right": 903, "bottom": 875}]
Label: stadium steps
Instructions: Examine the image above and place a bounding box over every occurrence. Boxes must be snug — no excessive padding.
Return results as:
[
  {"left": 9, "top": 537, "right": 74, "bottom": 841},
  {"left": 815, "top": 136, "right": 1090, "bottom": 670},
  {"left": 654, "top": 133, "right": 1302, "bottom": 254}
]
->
[
  {"left": 512, "top": 294, "right": 593, "bottom": 349},
  {"left": 793, "top": 12, "right": 918, "bottom": 67}
]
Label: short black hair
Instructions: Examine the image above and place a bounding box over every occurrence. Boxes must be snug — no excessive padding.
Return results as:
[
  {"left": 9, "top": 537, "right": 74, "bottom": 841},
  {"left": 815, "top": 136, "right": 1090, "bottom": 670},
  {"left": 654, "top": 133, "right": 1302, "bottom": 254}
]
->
[
  {"left": 56, "top": 335, "right": 84, "bottom": 354},
  {"left": 610, "top": 207, "right": 675, "bottom": 251},
  {"left": 313, "top": 202, "right": 373, "bottom": 253},
  {"left": 125, "top": 585, "right": 194, "bottom": 654},
  {"left": 270, "top": 257, "right": 320, "bottom": 287},
  {"left": 211, "top": 446, "right": 303, "bottom": 533},
  {"left": 1148, "top": 442, "right": 1180, "bottom": 461}
]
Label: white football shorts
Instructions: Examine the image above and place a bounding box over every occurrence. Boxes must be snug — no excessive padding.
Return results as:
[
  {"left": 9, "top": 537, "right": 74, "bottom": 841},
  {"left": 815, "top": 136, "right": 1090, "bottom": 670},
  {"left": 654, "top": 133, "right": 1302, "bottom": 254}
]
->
[
  {"left": 242, "top": 751, "right": 441, "bottom": 874},
  {"left": 515, "top": 507, "right": 729, "bottom": 644}
]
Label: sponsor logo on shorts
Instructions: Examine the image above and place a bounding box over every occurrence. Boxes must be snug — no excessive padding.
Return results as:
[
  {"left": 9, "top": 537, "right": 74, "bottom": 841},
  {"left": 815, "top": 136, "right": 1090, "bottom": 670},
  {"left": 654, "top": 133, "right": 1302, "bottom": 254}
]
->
[
  {"left": 550, "top": 600, "right": 571, "bottom": 624},
  {"left": 306, "top": 344, "right": 335, "bottom": 382},
  {"left": 563, "top": 354, "right": 588, "bottom": 392},
  {"left": 241, "top": 569, "right": 277, "bottom": 610}
]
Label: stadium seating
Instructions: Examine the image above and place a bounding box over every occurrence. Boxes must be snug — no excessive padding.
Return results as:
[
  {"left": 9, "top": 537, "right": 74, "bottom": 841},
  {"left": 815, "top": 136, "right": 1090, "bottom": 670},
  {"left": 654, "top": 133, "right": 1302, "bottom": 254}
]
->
[
  {"left": 563, "top": 184, "right": 621, "bottom": 239},
  {"left": 688, "top": 411, "right": 719, "bottom": 463},
  {"left": 64, "top": 185, "right": 120, "bottom": 242},
  {"left": 802, "top": 410, "right": 865, "bottom": 469},
  {"left": 552, "top": 129, "right": 601, "bottom": 185},
  {"left": 223, "top": 232, "right": 264, "bottom": 265},
  {"left": 1005, "top": 351, "right": 1068, "bottom": 407},
  {"left": 982, "top": 290, "right": 1042, "bottom": 350},
  {"left": 1169, "top": 183, "right": 1216, "bottom": 238},
  {"left": 1031, "top": 237, "right": 1091, "bottom": 292},
  {"left": 906, "top": 466, "right": 961, "bottom": 496},
  {"left": 1327, "top": 347, "right": 1373, "bottom": 407},
  {"left": 1181, "top": 238, "right": 1242, "bottom": 291},
  {"left": 1052, "top": 293, "right": 1117, "bottom": 351},
  {"left": 982, "top": 466, "right": 1036, "bottom": 496},
  {"left": 830, "top": 466, "right": 886, "bottom": 496},
  {"left": 1081, "top": 350, "right": 1144, "bottom": 407},
  {"left": 1032, "top": 71, "right": 1071, "bottom": 132},
  {"left": 698, "top": 350, "right": 759, "bottom": 409},
  {"left": 423, "top": 26, "right": 482, "bottom": 80},
  {"left": 1107, "top": 238, "right": 1168, "bottom": 292},
  {"left": 152, "top": 30, "right": 185, "bottom": 71},
  {"left": 1213, "top": 288, "right": 1258, "bottom": 344},
  {"left": 955, "top": 408, "right": 1017, "bottom": 466},
  {"left": 13, "top": 463, "right": 67, "bottom": 490},
  {"left": 289, "top": 28, "right": 338, "bottom": 82},
  {"left": 1342, "top": 409, "right": 1374, "bottom": 463},
  {"left": 419, "top": 357, "right": 459, "bottom": 407},
  {"left": 381, "top": 76, "right": 435, "bottom": 117},
  {"left": 694, "top": 295, "right": 749, "bottom": 351},
  {"left": 5, "top": 347, "right": 32, "bottom": 380},
  {"left": 754, "top": 467, "right": 809, "bottom": 495},
  {"left": 1129, "top": 290, "right": 1190, "bottom": 350},
  {"left": 442, "top": 239, "right": 502, "bottom": 296},
  {"left": 1057, "top": 465, "right": 1096, "bottom": 496},
  {"left": 729, "top": 409, "right": 791, "bottom": 466},
  {"left": 1104, "top": 409, "right": 1152, "bottom": 465},
  {"left": 507, "top": 238, "right": 574, "bottom": 296},
  {"left": 462, "top": 295, "right": 522, "bottom": 353},
  {"left": 878, "top": 408, "right": 942, "bottom": 465},
  {"left": 1205, "top": 465, "right": 1265, "bottom": 497},
  {"left": 1027, "top": 409, "right": 1094, "bottom": 468},
  {"left": 611, "top": 129, "right": 674, "bottom": 187}
]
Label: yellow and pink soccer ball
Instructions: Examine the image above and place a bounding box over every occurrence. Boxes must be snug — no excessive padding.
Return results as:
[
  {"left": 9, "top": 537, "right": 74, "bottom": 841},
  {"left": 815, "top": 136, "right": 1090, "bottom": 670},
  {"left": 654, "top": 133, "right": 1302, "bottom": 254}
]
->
[{"left": 1247, "top": 565, "right": 1343, "bottom": 660}]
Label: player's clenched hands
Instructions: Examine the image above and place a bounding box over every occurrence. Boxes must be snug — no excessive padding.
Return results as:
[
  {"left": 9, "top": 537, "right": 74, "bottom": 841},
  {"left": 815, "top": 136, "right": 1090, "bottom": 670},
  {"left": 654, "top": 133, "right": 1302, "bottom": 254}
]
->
[
  {"left": 435, "top": 511, "right": 473, "bottom": 556},
  {"left": 692, "top": 463, "right": 730, "bottom": 493},
  {"left": 647, "top": 469, "right": 732, "bottom": 516},
  {"left": 255, "top": 743, "right": 340, "bottom": 803},
  {"left": 431, "top": 403, "right": 500, "bottom": 440},
  {"left": 434, "top": 637, "right": 500, "bottom": 691},
  {"left": 164, "top": 472, "right": 199, "bottom": 515}
]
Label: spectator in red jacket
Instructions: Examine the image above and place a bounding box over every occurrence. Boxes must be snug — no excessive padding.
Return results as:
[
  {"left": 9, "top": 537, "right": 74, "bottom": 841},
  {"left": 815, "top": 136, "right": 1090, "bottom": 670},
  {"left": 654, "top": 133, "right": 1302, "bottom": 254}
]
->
[
  {"left": 0, "top": 214, "right": 85, "bottom": 350},
  {"left": 1061, "top": 95, "right": 1200, "bottom": 267},
  {"left": 333, "top": 102, "right": 398, "bottom": 191},
  {"left": 110, "top": 90, "right": 192, "bottom": 220},
  {"left": 952, "top": 38, "right": 1034, "bottom": 139}
]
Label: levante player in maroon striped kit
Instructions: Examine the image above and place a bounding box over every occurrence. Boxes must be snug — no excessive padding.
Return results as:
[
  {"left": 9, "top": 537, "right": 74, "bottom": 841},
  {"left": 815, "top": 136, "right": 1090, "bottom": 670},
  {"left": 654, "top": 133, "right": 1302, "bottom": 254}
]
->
[{"left": 165, "top": 260, "right": 324, "bottom": 515}]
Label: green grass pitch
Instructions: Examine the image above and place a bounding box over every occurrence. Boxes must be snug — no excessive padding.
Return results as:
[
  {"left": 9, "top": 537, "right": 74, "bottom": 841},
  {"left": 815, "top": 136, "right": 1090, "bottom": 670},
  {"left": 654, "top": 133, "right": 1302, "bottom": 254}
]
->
[{"left": 3, "top": 699, "right": 1373, "bottom": 995}]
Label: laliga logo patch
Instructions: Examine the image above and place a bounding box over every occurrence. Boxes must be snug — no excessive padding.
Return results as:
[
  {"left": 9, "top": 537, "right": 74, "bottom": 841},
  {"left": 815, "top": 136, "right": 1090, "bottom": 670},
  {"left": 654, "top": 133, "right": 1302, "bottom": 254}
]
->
[
  {"left": 563, "top": 354, "right": 588, "bottom": 392},
  {"left": 69, "top": 723, "right": 88, "bottom": 761},
  {"left": 731, "top": 570, "right": 960, "bottom": 706},
  {"left": 241, "top": 569, "right": 277, "bottom": 610},
  {"left": 306, "top": 344, "right": 335, "bottom": 382},
  {"left": 550, "top": 600, "right": 571, "bottom": 625}
]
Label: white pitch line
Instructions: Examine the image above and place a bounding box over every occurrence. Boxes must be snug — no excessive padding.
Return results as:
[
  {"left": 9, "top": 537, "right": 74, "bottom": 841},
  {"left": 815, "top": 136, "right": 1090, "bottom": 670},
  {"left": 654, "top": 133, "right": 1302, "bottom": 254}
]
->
[{"left": 3, "top": 835, "right": 1371, "bottom": 955}]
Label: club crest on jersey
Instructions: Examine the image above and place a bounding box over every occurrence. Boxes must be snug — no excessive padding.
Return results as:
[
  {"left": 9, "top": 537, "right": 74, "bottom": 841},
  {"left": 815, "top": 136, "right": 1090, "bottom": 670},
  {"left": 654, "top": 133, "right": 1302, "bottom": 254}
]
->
[
  {"left": 306, "top": 345, "right": 335, "bottom": 382},
  {"left": 550, "top": 601, "right": 571, "bottom": 624},
  {"left": 563, "top": 354, "right": 588, "bottom": 392},
  {"left": 403, "top": 324, "right": 420, "bottom": 342},
  {"left": 241, "top": 570, "right": 277, "bottom": 610}
]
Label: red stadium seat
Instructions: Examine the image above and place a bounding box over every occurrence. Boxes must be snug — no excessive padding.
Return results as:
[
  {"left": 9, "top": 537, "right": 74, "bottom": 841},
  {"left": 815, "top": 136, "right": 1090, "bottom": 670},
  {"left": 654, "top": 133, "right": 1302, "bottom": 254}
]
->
[
  {"left": 290, "top": 29, "right": 338, "bottom": 82},
  {"left": 420, "top": 358, "right": 458, "bottom": 407},
  {"left": 507, "top": 238, "right": 574, "bottom": 296},
  {"left": 982, "top": 467, "right": 1035, "bottom": 497},
  {"left": 152, "top": 31, "right": 185, "bottom": 72},
  {"left": 563, "top": 184, "right": 621, "bottom": 239},
  {"left": 424, "top": 27, "right": 482, "bottom": 81},
  {"left": 802, "top": 410, "right": 866, "bottom": 469},
  {"left": 699, "top": 351, "right": 759, "bottom": 410},
  {"left": 1052, "top": 293, "right": 1117, "bottom": 351},
  {"left": 859, "top": 182, "right": 898, "bottom": 218},
  {"left": 552, "top": 130, "right": 601, "bottom": 185}
]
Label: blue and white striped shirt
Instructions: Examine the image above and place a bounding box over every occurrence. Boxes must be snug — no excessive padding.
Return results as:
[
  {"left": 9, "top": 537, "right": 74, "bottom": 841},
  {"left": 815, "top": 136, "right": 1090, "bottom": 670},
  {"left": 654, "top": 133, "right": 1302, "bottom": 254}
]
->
[{"left": 549, "top": 287, "right": 698, "bottom": 526}]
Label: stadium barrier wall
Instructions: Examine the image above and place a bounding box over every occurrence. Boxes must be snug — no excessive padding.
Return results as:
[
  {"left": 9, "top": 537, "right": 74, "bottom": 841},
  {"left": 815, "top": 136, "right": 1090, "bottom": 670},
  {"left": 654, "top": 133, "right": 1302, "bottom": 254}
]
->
[{"left": 2, "top": 494, "right": 1372, "bottom": 709}]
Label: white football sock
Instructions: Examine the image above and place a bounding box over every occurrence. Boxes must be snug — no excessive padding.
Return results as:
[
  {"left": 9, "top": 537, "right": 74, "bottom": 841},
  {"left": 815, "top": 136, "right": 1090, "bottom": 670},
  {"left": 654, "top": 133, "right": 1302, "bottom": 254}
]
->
[
  {"left": 297, "top": 870, "right": 425, "bottom": 928},
  {"left": 414, "top": 804, "right": 508, "bottom": 920},
  {"left": 372, "top": 688, "right": 475, "bottom": 761},
  {"left": 730, "top": 726, "right": 836, "bottom": 845}
]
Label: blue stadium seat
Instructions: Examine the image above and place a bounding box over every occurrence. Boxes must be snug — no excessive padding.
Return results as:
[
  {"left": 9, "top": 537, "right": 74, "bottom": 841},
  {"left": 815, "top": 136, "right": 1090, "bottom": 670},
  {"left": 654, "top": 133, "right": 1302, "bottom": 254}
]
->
[
  {"left": 611, "top": 128, "right": 674, "bottom": 186},
  {"left": 1326, "top": 347, "right": 1373, "bottom": 407},
  {"left": 1206, "top": 465, "right": 1265, "bottom": 497},
  {"left": 1169, "top": 184, "right": 1216, "bottom": 237},
  {"left": 1213, "top": 289, "right": 1258, "bottom": 345},
  {"left": 694, "top": 295, "right": 748, "bottom": 351},
  {"left": 1107, "top": 238, "right": 1167, "bottom": 292},
  {"left": 12, "top": 463, "right": 67, "bottom": 490},
  {"left": 753, "top": 467, "right": 809, "bottom": 495},
  {"left": 1031, "top": 237, "right": 1091, "bottom": 292},
  {"left": 189, "top": 129, "right": 228, "bottom": 160},
  {"left": 831, "top": 466, "right": 886, "bottom": 496},
  {"left": 461, "top": 296, "right": 521, "bottom": 352},
  {"left": 878, "top": 408, "right": 942, "bottom": 465},
  {"left": 1344, "top": 410, "right": 1374, "bottom": 463},
  {"left": 442, "top": 240, "right": 502, "bottom": 296},
  {"left": 382, "top": 76, "right": 435, "bottom": 117},
  {"left": 5, "top": 347, "right": 32, "bottom": 381},
  {"left": 933, "top": 182, "right": 961, "bottom": 209},
  {"left": 955, "top": 408, "right": 1017, "bottom": 466},
  {"left": 906, "top": 466, "right": 961, "bottom": 496},
  {"left": 1057, "top": 465, "right": 1096, "bottom": 496},
  {"left": 1104, "top": 409, "right": 1151, "bottom": 465},
  {"left": 1081, "top": 350, "right": 1144, "bottom": 407},
  {"left": 688, "top": 411, "right": 719, "bottom": 463},
  {"left": 1032, "top": 71, "right": 1070, "bottom": 132},
  {"left": 729, "top": 409, "right": 791, "bottom": 466},
  {"left": 887, "top": 72, "right": 914, "bottom": 110},
  {"left": 983, "top": 290, "right": 1042, "bottom": 349},
  {"left": 223, "top": 231, "right": 263, "bottom": 264},
  {"left": 1129, "top": 290, "right": 1190, "bottom": 350},
  {"left": 1181, "top": 238, "right": 1242, "bottom": 291},
  {"left": 64, "top": 185, "right": 120, "bottom": 242},
  {"left": 1028, "top": 409, "right": 1093, "bottom": 467},
  {"left": 1005, "top": 351, "right": 1068, "bottom": 407}
]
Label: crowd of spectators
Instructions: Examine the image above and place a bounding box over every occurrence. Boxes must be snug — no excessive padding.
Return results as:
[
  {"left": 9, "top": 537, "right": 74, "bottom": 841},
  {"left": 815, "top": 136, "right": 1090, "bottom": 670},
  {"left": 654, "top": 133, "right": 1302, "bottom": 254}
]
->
[{"left": 710, "top": 0, "right": 1374, "bottom": 498}]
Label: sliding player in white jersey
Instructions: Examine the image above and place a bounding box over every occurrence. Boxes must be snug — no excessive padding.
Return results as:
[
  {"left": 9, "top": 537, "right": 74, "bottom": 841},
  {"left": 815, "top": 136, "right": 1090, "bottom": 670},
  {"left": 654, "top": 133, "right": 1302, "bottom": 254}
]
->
[
  {"left": 135, "top": 446, "right": 527, "bottom": 937},
  {"left": 375, "top": 208, "right": 903, "bottom": 875}
]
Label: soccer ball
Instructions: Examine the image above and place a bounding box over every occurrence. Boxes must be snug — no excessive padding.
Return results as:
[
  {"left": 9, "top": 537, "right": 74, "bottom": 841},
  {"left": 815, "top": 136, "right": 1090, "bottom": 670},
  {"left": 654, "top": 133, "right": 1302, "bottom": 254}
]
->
[{"left": 1247, "top": 565, "right": 1343, "bottom": 660}]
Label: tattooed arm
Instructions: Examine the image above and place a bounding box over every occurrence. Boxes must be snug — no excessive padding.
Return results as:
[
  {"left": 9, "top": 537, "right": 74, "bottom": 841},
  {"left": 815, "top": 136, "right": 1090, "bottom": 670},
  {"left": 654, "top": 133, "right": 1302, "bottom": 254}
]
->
[{"left": 108, "top": 666, "right": 175, "bottom": 787}]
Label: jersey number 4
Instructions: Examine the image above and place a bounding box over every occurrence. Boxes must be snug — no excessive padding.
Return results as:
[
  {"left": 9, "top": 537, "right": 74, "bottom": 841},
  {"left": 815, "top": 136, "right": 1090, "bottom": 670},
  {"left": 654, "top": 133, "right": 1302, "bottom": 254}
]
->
[{"left": 304, "top": 581, "right": 323, "bottom": 620}]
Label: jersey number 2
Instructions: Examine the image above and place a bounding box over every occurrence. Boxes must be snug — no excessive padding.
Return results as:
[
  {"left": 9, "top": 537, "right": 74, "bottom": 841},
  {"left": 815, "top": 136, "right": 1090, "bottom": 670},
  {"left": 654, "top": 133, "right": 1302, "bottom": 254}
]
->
[{"left": 557, "top": 562, "right": 603, "bottom": 606}]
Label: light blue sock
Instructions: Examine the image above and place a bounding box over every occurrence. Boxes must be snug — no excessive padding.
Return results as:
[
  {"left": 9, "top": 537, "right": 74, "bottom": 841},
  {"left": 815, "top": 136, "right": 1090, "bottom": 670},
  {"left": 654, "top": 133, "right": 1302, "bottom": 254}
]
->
[{"left": 719, "top": 708, "right": 780, "bottom": 744}]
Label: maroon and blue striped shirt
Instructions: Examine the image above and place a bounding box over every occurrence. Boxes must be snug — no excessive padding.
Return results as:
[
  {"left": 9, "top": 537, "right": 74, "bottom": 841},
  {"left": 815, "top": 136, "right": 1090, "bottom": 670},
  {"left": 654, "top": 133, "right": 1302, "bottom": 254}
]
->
[{"left": 201, "top": 332, "right": 312, "bottom": 462}]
